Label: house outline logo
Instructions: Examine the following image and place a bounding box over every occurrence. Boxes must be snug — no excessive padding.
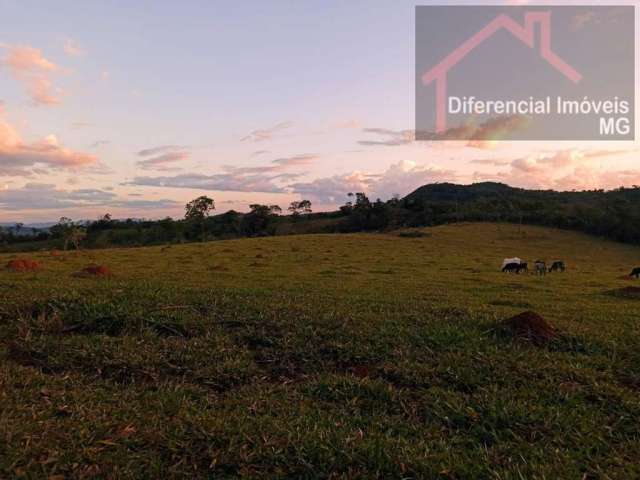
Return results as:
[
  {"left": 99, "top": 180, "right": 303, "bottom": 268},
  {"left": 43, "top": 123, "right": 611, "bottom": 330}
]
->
[{"left": 421, "top": 11, "right": 583, "bottom": 134}]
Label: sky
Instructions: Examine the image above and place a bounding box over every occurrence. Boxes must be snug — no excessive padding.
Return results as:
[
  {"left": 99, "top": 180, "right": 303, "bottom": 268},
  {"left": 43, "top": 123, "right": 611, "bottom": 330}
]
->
[{"left": 0, "top": 0, "right": 638, "bottom": 223}]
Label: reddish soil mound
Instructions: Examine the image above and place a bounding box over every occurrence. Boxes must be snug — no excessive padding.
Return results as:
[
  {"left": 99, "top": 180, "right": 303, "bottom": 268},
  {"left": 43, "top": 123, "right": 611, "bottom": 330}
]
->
[
  {"left": 502, "top": 311, "right": 557, "bottom": 345},
  {"left": 50, "top": 249, "right": 63, "bottom": 257},
  {"left": 77, "top": 264, "right": 112, "bottom": 277},
  {"left": 6, "top": 258, "right": 41, "bottom": 272}
]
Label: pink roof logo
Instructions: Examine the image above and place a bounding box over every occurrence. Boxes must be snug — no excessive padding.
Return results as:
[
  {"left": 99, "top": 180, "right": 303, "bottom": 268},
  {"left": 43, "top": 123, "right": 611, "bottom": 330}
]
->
[{"left": 421, "top": 11, "right": 583, "bottom": 134}]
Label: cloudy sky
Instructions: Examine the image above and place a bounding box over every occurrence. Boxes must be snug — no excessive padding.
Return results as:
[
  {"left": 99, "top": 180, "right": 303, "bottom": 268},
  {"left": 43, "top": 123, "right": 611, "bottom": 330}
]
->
[{"left": 0, "top": 0, "right": 638, "bottom": 222}]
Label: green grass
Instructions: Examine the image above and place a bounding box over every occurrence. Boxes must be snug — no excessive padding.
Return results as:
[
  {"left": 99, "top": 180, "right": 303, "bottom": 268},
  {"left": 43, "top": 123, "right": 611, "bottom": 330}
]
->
[{"left": 1, "top": 223, "right": 640, "bottom": 478}]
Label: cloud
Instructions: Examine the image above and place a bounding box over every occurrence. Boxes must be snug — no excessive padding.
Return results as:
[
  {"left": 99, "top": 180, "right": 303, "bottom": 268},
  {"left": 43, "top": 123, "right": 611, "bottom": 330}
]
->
[
  {"left": 137, "top": 152, "right": 190, "bottom": 171},
  {"left": 358, "top": 128, "right": 415, "bottom": 146},
  {"left": 0, "top": 183, "right": 180, "bottom": 210},
  {"left": 127, "top": 152, "right": 315, "bottom": 193},
  {"left": 220, "top": 154, "right": 317, "bottom": 176},
  {"left": 288, "top": 172, "right": 372, "bottom": 204},
  {"left": 135, "top": 145, "right": 191, "bottom": 171},
  {"left": 240, "top": 121, "right": 292, "bottom": 142},
  {"left": 469, "top": 159, "right": 510, "bottom": 166},
  {"left": 359, "top": 116, "right": 528, "bottom": 149},
  {"left": 473, "top": 149, "right": 640, "bottom": 191},
  {"left": 127, "top": 173, "right": 287, "bottom": 193},
  {"left": 63, "top": 38, "right": 85, "bottom": 57},
  {"left": 466, "top": 116, "right": 530, "bottom": 149},
  {"left": 250, "top": 150, "right": 270, "bottom": 157},
  {"left": 420, "top": 116, "right": 529, "bottom": 148},
  {"left": 91, "top": 140, "right": 111, "bottom": 148},
  {"left": 137, "top": 145, "right": 189, "bottom": 157},
  {"left": 0, "top": 44, "right": 63, "bottom": 105},
  {"left": 0, "top": 114, "right": 98, "bottom": 176},
  {"left": 270, "top": 153, "right": 317, "bottom": 168},
  {"left": 288, "top": 160, "right": 457, "bottom": 204},
  {"left": 371, "top": 161, "right": 457, "bottom": 200}
]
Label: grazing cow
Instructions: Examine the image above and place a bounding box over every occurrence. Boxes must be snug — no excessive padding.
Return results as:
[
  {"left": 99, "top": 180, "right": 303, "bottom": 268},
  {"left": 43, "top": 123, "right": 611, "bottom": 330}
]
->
[
  {"left": 534, "top": 260, "right": 546, "bottom": 276},
  {"left": 502, "top": 257, "right": 522, "bottom": 269},
  {"left": 549, "top": 261, "right": 566, "bottom": 273},
  {"left": 631, "top": 267, "right": 640, "bottom": 278},
  {"left": 502, "top": 261, "right": 528, "bottom": 274},
  {"left": 502, "top": 262, "right": 521, "bottom": 273}
]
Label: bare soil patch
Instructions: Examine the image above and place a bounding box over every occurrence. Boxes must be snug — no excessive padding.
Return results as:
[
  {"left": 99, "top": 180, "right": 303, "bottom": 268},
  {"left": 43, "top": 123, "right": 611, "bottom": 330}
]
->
[
  {"left": 6, "top": 258, "right": 41, "bottom": 272},
  {"left": 501, "top": 311, "right": 558, "bottom": 345}
]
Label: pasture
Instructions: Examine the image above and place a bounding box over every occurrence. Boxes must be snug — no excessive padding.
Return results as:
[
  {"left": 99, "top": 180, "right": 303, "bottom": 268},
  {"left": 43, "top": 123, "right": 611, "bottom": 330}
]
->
[{"left": 1, "top": 223, "right": 639, "bottom": 479}]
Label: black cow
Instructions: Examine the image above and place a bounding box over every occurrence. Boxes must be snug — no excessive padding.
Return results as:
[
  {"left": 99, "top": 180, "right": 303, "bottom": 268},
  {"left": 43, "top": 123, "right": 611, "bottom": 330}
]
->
[
  {"left": 549, "top": 261, "right": 566, "bottom": 273},
  {"left": 502, "top": 262, "right": 520, "bottom": 273},
  {"left": 631, "top": 267, "right": 640, "bottom": 278},
  {"left": 502, "top": 262, "right": 527, "bottom": 274}
]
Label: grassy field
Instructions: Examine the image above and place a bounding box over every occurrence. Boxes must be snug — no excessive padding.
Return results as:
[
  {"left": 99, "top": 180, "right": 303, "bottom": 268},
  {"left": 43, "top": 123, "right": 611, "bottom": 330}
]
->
[{"left": 1, "top": 223, "right": 640, "bottom": 479}]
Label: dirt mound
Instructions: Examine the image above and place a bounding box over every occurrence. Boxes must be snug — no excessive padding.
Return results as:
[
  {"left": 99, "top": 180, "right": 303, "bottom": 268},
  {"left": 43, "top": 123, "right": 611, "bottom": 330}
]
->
[
  {"left": 501, "top": 311, "right": 557, "bottom": 345},
  {"left": 50, "top": 249, "right": 63, "bottom": 257},
  {"left": 75, "top": 264, "right": 112, "bottom": 277},
  {"left": 609, "top": 286, "right": 640, "bottom": 298},
  {"left": 6, "top": 258, "right": 41, "bottom": 272}
]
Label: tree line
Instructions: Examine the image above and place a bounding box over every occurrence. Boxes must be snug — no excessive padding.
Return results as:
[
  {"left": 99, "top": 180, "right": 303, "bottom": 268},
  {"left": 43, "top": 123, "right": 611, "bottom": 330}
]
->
[{"left": 2, "top": 182, "right": 640, "bottom": 251}]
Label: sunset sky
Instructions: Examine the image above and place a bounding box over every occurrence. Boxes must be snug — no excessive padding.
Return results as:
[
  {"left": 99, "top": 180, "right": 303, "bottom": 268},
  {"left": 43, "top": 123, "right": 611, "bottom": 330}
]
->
[{"left": 0, "top": 0, "right": 638, "bottom": 223}]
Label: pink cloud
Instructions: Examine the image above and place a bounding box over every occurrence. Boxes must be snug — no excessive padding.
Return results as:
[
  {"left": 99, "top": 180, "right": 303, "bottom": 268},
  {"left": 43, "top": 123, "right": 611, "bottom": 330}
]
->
[
  {"left": 137, "top": 152, "right": 190, "bottom": 171},
  {"left": 473, "top": 149, "right": 640, "bottom": 191},
  {"left": 240, "top": 121, "right": 292, "bottom": 142},
  {"left": 0, "top": 114, "right": 97, "bottom": 176},
  {"left": 289, "top": 160, "right": 457, "bottom": 204},
  {"left": 0, "top": 44, "right": 63, "bottom": 105}
]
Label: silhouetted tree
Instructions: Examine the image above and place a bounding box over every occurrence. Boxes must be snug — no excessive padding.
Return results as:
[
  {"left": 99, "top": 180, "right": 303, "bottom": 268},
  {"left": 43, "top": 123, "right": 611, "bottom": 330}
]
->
[
  {"left": 242, "top": 204, "right": 281, "bottom": 236},
  {"left": 288, "top": 200, "right": 312, "bottom": 219},
  {"left": 51, "top": 217, "right": 86, "bottom": 250},
  {"left": 185, "top": 196, "right": 215, "bottom": 241}
]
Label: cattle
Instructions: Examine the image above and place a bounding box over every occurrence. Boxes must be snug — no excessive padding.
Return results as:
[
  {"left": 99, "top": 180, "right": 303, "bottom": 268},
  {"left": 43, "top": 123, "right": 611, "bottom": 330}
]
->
[
  {"left": 502, "top": 262, "right": 521, "bottom": 273},
  {"left": 549, "top": 261, "right": 566, "bottom": 273},
  {"left": 502, "top": 257, "right": 522, "bottom": 269},
  {"left": 534, "top": 260, "right": 546, "bottom": 276},
  {"left": 631, "top": 267, "right": 640, "bottom": 278},
  {"left": 502, "top": 261, "right": 528, "bottom": 274}
]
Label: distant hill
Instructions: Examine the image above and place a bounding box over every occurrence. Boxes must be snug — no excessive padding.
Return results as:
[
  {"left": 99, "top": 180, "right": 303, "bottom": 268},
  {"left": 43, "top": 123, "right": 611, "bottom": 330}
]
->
[
  {"left": 404, "top": 182, "right": 524, "bottom": 203},
  {"left": 401, "top": 182, "right": 640, "bottom": 244},
  {"left": 404, "top": 182, "right": 640, "bottom": 204},
  {"left": 0, "top": 223, "right": 53, "bottom": 236}
]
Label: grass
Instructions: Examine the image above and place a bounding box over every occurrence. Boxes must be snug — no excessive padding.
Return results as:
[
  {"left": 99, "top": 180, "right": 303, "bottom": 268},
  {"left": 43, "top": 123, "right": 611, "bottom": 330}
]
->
[{"left": 1, "top": 223, "right": 640, "bottom": 478}]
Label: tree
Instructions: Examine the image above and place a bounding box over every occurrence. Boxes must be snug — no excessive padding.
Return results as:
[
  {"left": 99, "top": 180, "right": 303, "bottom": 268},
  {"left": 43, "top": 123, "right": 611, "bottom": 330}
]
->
[
  {"left": 288, "top": 200, "right": 312, "bottom": 219},
  {"left": 51, "top": 217, "right": 86, "bottom": 250},
  {"left": 185, "top": 196, "right": 215, "bottom": 241},
  {"left": 242, "top": 204, "right": 281, "bottom": 236}
]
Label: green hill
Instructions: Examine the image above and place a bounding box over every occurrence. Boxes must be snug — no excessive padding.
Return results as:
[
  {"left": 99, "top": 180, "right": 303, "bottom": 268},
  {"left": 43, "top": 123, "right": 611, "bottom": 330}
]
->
[{"left": 401, "top": 182, "right": 640, "bottom": 243}]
